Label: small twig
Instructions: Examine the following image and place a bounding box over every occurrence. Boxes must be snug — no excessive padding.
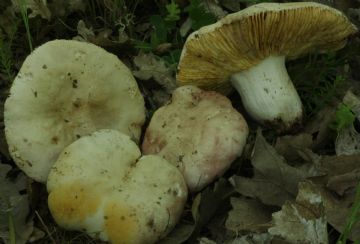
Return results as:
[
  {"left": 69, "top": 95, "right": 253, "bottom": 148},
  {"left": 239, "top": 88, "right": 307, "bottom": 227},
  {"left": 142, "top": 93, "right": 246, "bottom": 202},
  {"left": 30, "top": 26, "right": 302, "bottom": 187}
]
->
[{"left": 35, "top": 210, "right": 56, "bottom": 244}]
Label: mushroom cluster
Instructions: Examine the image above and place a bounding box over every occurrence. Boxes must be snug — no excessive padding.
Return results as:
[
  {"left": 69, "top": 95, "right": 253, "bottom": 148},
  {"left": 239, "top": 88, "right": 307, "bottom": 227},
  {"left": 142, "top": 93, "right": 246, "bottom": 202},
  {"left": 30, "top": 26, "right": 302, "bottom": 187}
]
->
[
  {"left": 4, "top": 2, "right": 357, "bottom": 244},
  {"left": 177, "top": 2, "right": 357, "bottom": 131},
  {"left": 4, "top": 40, "right": 189, "bottom": 243}
]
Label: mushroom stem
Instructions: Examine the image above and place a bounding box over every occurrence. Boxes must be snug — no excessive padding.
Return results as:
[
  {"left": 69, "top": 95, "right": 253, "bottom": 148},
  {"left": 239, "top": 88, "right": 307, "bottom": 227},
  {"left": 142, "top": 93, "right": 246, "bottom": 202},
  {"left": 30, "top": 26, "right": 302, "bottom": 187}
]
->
[{"left": 231, "top": 55, "right": 303, "bottom": 131}]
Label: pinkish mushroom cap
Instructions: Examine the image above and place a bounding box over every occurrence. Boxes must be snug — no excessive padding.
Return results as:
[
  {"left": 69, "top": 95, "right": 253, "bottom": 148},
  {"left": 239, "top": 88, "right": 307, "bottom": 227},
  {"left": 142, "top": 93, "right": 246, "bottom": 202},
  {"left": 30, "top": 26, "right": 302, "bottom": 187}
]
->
[{"left": 142, "top": 85, "right": 248, "bottom": 192}]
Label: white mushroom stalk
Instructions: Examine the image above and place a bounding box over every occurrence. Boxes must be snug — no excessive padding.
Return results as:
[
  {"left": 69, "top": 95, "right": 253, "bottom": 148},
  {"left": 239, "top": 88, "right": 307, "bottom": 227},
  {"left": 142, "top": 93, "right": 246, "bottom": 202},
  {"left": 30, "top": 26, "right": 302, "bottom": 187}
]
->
[{"left": 231, "top": 56, "right": 303, "bottom": 129}]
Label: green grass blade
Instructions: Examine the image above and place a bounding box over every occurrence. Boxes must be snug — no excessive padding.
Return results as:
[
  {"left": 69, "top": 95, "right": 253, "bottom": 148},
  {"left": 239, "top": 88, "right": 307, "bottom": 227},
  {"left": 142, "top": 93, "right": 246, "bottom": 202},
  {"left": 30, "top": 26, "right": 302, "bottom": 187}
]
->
[
  {"left": 19, "top": 0, "right": 33, "bottom": 52},
  {"left": 8, "top": 212, "right": 16, "bottom": 244},
  {"left": 337, "top": 182, "right": 360, "bottom": 243}
]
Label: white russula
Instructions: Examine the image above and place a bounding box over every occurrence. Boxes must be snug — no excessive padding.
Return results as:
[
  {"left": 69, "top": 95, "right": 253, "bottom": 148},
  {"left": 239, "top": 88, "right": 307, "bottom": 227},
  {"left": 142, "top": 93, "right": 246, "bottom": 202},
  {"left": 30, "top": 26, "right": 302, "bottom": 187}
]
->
[
  {"left": 177, "top": 2, "right": 357, "bottom": 131},
  {"left": 47, "top": 129, "right": 187, "bottom": 244},
  {"left": 142, "top": 85, "right": 248, "bottom": 192},
  {"left": 4, "top": 40, "right": 145, "bottom": 182}
]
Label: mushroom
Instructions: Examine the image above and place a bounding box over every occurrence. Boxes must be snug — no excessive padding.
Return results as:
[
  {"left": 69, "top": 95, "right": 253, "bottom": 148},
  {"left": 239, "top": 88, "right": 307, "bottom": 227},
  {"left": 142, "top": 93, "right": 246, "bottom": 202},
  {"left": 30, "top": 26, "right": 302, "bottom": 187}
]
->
[
  {"left": 142, "top": 85, "right": 248, "bottom": 192},
  {"left": 47, "top": 129, "right": 187, "bottom": 244},
  {"left": 177, "top": 2, "right": 357, "bottom": 131},
  {"left": 4, "top": 40, "right": 146, "bottom": 182}
]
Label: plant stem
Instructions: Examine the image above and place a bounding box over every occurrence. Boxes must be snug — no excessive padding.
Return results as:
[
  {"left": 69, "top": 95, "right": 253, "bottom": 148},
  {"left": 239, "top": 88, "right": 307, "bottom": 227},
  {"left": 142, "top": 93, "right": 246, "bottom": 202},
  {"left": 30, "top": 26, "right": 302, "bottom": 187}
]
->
[{"left": 19, "top": 0, "right": 33, "bottom": 52}]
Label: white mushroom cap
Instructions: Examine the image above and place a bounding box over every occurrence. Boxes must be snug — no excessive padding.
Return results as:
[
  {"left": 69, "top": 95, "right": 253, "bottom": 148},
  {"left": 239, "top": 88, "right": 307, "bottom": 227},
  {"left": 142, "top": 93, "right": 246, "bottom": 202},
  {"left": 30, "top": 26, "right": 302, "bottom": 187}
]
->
[
  {"left": 4, "top": 40, "right": 145, "bottom": 182},
  {"left": 47, "top": 129, "right": 187, "bottom": 244},
  {"left": 142, "top": 85, "right": 248, "bottom": 192}
]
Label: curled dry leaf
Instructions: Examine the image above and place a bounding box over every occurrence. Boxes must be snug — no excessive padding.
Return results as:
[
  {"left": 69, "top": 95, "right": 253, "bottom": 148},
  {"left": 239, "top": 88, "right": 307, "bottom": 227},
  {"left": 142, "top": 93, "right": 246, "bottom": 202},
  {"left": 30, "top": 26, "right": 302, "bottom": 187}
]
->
[
  {"left": 180, "top": 17, "right": 193, "bottom": 37},
  {"left": 11, "top": 0, "right": 51, "bottom": 20},
  {"left": 73, "top": 20, "right": 114, "bottom": 47},
  {"left": 268, "top": 181, "right": 328, "bottom": 244},
  {"left": 73, "top": 20, "right": 95, "bottom": 42},
  {"left": 201, "top": 0, "right": 228, "bottom": 19},
  {"left": 132, "top": 52, "right": 176, "bottom": 92},
  {"left": 0, "top": 164, "right": 33, "bottom": 244}
]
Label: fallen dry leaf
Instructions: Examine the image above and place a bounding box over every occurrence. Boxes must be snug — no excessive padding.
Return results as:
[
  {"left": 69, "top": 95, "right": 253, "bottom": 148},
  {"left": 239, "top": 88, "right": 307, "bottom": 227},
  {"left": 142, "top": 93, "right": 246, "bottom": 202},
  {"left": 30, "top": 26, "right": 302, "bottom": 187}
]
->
[
  {"left": 198, "top": 237, "right": 217, "bottom": 244},
  {"left": 231, "top": 130, "right": 318, "bottom": 207},
  {"left": 327, "top": 168, "right": 360, "bottom": 196},
  {"left": 0, "top": 164, "right": 33, "bottom": 244},
  {"left": 225, "top": 197, "right": 272, "bottom": 233},
  {"left": 201, "top": 0, "right": 227, "bottom": 19},
  {"left": 230, "top": 176, "right": 293, "bottom": 207},
  {"left": 180, "top": 17, "right": 192, "bottom": 37},
  {"left": 252, "top": 130, "right": 311, "bottom": 194},
  {"left": 343, "top": 90, "right": 360, "bottom": 116},
  {"left": 303, "top": 180, "right": 360, "bottom": 241},
  {"left": 160, "top": 178, "right": 234, "bottom": 244},
  {"left": 73, "top": 20, "right": 116, "bottom": 47},
  {"left": 319, "top": 153, "right": 360, "bottom": 195},
  {"left": 11, "top": 0, "right": 51, "bottom": 20},
  {"left": 158, "top": 223, "right": 194, "bottom": 244},
  {"left": 304, "top": 106, "right": 336, "bottom": 150},
  {"left": 73, "top": 19, "right": 95, "bottom": 42},
  {"left": 335, "top": 91, "right": 360, "bottom": 156},
  {"left": 224, "top": 233, "right": 273, "bottom": 244},
  {"left": 275, "top": 133, "right": 313, "bottom": 163},
  {"left": 132, "top": 52, "right": 176, "bottom": 92},
  {"left": 219, "top": 0, "right": 241, "bottom": 12},
  {"left": 336, "top": 126, "right": 360, "bottom": 156},
  {"left": 47, "top": 0, "right": 85, "bottom": 17},
  {"left": 268, "top": 181, "right": 328, "bottom": 244}
]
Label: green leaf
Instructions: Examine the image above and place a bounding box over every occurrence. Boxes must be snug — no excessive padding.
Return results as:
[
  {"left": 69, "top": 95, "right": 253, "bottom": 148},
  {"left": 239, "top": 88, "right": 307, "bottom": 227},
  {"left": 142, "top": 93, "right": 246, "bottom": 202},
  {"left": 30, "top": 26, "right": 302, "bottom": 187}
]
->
[
  {"left": 132, "top": 39, "right": 153, "bottom": 51},
  {"left": 330, "top": 104, "right": 355, "bottom": 133},
  {"left": 184, "top": 0, "right": 216, "bottom": 30},
  {"left": 150, "top": 15, "right": 168, "bottom": 47},
  {"left": 162, "top": 49, "right": 182, "bottom": 67},
  {"left": 165, "top": 0, "right": 181, "bottom": 22}
]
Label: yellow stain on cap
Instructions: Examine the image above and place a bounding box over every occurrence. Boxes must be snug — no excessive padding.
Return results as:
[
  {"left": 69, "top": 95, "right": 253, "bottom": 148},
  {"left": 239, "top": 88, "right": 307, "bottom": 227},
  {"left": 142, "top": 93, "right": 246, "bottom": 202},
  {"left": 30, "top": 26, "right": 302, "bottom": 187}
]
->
[
  {"left": 48, "top": 182, "right": 101, "bottom": 226},
  {"left": 104, "top": 201, "right": 139, "bottom": 244}
]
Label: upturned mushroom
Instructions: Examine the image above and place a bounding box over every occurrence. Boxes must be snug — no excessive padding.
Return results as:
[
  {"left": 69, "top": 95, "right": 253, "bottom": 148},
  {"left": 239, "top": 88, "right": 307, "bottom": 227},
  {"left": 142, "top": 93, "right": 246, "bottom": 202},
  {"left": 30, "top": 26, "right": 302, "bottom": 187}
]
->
[
  {"left": 4, "top": 40, "right": 145, "bottom": 182},
  {"left": 142, "top": 85, "right": 248, "bottom": 192},
  {"left": 177, "top": 2, "right": 357, "bottom": 131},
  {"left": 47, "top": 129, "right": 187, "bottom": 244}
]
